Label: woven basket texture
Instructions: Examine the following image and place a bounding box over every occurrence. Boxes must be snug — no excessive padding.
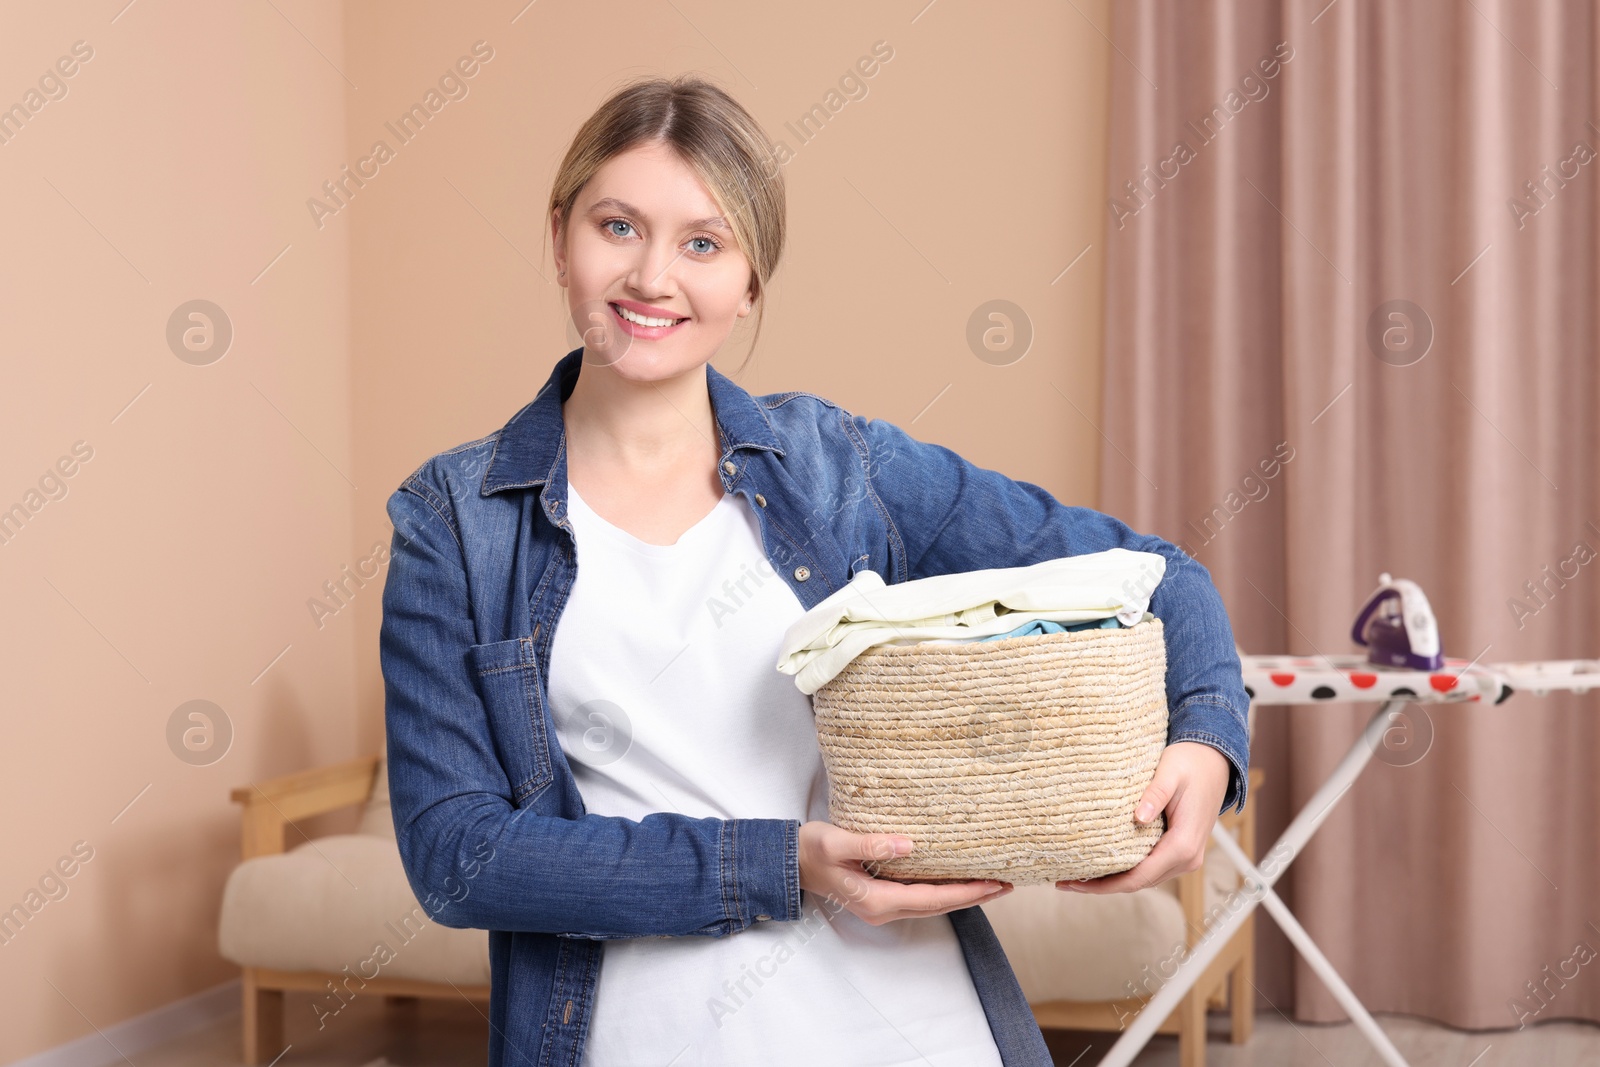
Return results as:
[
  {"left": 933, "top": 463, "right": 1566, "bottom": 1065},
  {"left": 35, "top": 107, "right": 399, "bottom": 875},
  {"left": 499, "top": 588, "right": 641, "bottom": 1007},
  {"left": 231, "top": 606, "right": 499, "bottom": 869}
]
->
[{"left": 812, "top": 616, "right": 1167, "bottom": 886}]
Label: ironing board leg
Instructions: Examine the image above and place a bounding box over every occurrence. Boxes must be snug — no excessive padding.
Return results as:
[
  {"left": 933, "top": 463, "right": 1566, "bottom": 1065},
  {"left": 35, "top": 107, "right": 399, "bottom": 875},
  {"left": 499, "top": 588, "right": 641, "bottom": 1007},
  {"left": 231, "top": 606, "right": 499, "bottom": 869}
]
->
[
  {"left": 1207, "top": 824, "right": 1412, "bottom": 1066},
  {"left": 1092, "top": 699, "right": 1413, "bottom": 1067}
]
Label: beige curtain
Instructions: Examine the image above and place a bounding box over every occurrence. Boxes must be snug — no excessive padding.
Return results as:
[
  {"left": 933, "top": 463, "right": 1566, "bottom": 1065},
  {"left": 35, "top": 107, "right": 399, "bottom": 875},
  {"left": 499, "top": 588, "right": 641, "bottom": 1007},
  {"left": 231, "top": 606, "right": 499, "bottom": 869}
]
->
[{"left": 1100, "top": 0, "right": 1600, "bottom": 1027}]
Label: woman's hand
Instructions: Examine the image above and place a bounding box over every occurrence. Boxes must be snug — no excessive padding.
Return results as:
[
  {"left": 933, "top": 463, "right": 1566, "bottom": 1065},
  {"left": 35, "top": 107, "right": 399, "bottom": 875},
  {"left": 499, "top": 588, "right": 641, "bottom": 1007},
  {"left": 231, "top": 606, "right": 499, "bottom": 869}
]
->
[
  {"left": 798, "top": 821, "right": 1013, "bottom": 925},
  {"left": 1056, "top": 740, "right": 1231, "bottom": 895}
]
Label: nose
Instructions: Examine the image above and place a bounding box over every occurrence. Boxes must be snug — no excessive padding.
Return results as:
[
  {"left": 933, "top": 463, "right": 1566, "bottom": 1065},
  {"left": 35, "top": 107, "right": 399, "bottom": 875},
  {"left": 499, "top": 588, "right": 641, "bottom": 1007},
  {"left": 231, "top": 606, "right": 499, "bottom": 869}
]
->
[{"left": 626, "top": 238, "right": 686, "bottom": 298}]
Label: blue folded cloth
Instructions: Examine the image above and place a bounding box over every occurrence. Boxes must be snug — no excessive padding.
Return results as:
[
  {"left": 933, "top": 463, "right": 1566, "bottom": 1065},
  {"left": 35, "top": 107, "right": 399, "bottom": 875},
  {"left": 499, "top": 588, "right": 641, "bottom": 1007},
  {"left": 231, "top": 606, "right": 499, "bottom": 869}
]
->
[{"left": 978, "top": 616, "right": 1125, "bottom": 642}]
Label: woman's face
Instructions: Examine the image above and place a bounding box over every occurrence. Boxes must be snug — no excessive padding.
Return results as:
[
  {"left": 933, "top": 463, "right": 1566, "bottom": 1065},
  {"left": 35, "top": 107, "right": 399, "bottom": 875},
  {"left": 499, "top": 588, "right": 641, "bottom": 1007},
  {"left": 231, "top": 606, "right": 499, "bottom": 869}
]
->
[{"left": 554, "top": 140, "right": 755, "bottom": 381}]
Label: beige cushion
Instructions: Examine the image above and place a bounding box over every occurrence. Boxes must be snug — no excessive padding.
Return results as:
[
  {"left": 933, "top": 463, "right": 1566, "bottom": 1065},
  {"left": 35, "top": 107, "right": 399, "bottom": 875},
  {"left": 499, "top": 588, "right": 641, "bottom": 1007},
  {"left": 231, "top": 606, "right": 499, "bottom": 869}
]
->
[
  {"left": 218, "top": 752, "right": 490, "bottom": 986},
  {"left": 979, "top": 821, "right": 1245, "bottom": 1003}
]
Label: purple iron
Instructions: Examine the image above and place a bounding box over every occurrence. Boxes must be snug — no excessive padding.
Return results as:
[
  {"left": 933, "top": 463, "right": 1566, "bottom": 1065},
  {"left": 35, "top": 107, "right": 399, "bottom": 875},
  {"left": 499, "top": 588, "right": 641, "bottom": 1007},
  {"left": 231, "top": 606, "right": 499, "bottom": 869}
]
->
[{"left": 1351, "top": 572, "right": 1445, "bottom": 671}]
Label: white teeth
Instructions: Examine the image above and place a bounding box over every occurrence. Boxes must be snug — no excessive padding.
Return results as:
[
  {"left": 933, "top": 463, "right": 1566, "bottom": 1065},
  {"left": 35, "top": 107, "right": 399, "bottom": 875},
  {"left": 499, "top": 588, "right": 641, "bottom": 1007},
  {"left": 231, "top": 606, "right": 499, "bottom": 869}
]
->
[{"left": 613, "top": 304, "right": 685, "bottom": 328}]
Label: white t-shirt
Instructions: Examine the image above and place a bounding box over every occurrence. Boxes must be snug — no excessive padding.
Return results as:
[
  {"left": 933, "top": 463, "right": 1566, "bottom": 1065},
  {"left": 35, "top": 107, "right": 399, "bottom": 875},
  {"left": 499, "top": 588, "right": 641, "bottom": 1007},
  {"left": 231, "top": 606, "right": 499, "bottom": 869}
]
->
[{"left": 548, "top": 479, "right": 1004, "bottom": 1067}]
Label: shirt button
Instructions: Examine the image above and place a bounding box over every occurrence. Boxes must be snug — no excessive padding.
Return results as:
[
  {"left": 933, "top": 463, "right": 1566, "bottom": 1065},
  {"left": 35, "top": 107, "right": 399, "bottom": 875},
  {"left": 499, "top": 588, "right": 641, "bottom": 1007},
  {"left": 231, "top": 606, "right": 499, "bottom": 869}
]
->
[
  {"left": 722, "top": 460, "right": 736, "bottom": 474},
  {"left": 755, "top": 914, "right": 771, "bottom": 922},
  {"left": 794, "top": 565, "right": 810, "bottom": 581},
  {"left": 754, "top": 493, "right": 767, "bottom": 507}
]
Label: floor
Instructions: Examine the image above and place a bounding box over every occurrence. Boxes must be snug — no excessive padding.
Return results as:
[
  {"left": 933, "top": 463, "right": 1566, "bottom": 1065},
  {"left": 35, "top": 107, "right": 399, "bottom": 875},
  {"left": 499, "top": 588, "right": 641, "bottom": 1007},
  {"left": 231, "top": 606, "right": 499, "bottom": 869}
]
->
[
  {"left": 132, "top": 992, "right": 1600, "bottom": 1066},
  {"left": 1040, "top": 1012, "right": 1600, "bottom": 1066}
]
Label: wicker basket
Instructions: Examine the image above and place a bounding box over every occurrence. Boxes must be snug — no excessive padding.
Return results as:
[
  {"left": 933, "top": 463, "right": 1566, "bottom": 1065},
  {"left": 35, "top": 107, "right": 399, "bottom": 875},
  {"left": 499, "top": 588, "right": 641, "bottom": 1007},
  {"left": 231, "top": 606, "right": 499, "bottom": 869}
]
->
[{"left": 812, "top": 616, "right": 1168, "bottom": 887}]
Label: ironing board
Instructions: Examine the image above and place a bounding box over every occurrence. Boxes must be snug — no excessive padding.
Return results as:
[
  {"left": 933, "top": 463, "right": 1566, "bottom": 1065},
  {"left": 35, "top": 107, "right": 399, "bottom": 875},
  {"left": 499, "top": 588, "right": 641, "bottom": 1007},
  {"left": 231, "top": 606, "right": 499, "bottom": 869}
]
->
[{"left": 1095, "top": 654, "right": 1600, "bottom": 1067}]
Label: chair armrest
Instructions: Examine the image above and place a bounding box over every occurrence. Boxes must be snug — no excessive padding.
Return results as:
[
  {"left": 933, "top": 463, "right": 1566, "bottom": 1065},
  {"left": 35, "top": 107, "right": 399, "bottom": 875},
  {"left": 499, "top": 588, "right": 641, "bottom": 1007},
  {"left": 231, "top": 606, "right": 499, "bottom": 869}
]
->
[{"left": 229, "top": 754, "right": 381, "bottom": 860}]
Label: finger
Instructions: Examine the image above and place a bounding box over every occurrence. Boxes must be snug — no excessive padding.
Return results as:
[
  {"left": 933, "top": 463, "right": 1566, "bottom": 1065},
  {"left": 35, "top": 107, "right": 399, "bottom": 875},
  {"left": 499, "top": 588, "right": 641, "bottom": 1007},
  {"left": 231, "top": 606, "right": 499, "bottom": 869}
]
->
[
  {"left": 849, "top": 833, "right": 915, "bottom": 868},
  {"left": 837, "top": 869, "right": 877, "bottom": 905},
  {"left": 878, "top": 887, "right": 1014, "bottom": 923},
  {"left": 865, "top": 884, "right": 1014, "bottom": 924},
  {"left": 1134, "top": 758, "right": 1180, "bottom": 825},
  {"left": 880, "top": 880, "right": 1008, "bottom": 909},
  {"left": 1150, "top": 788, "right": 1212, "bottom": 862},
  {"left": 866, "top": 878, "right": 1009, "bottom": 914}
]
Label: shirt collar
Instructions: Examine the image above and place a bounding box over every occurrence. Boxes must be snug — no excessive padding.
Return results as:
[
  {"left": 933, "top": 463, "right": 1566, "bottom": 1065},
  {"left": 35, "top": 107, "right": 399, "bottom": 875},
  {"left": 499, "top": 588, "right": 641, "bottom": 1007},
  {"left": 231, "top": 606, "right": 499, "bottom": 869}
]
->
[{"left": 480, "top": 347, "right": 785, "bottom": 496}]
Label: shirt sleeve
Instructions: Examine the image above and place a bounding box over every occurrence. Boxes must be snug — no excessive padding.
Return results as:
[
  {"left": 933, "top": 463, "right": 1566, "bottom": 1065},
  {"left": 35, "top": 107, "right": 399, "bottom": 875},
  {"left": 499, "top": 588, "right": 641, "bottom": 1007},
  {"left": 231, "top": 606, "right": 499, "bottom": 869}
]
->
[
  {"left": 380, "top": 480, "right": 802, "bottom": 934},
  {"left": 852, "top": 412, "right": 1251, "bottom": 815}
]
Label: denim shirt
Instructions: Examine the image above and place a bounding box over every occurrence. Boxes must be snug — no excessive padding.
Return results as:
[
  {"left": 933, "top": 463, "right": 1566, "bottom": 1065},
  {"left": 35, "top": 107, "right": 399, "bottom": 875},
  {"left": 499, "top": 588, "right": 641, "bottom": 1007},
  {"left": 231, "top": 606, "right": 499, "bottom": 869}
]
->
[{"left": 379, "top": 346, "right": 1252, "bottom": 1067}]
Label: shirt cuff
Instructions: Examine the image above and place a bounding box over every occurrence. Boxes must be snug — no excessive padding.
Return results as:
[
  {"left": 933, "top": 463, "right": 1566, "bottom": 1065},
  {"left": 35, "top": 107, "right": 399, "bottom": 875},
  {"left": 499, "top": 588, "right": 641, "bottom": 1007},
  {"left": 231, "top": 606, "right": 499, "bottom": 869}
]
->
[{"left": 724, "top": 818, "right": 802, "bottom": 931}]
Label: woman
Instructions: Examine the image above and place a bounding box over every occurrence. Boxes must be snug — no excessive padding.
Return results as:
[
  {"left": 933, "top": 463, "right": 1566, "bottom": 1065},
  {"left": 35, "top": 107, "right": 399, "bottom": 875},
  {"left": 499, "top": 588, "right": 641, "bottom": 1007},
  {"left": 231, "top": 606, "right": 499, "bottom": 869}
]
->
[{"left": 379, "top": 74, "right": 1249, "bottom": 1067}]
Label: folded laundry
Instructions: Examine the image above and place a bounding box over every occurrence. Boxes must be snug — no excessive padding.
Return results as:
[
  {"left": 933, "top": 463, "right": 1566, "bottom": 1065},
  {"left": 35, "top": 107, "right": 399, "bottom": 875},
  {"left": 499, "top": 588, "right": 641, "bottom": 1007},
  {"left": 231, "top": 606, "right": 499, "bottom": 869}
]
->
[
  {"left": 775, "top": 548, "right": 1167, "bottom": 695},
  {"left": 907, "top": 614, "right": 1143, "bottom": 652},
  {"left": 978, "top": 616, "right": 1126, "bottom": 641}
]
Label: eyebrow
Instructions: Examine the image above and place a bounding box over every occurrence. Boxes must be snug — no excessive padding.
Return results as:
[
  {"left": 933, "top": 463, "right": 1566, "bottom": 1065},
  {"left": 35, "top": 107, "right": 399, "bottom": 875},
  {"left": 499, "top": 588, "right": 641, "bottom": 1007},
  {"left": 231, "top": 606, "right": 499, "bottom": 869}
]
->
[{"left": 586, "top": 197, "right": 731, "bottom": 233}]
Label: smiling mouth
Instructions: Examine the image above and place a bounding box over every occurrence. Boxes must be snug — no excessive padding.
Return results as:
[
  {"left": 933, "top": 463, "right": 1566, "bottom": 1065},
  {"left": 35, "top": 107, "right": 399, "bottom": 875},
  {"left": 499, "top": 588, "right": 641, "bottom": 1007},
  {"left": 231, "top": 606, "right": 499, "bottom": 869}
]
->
[{"left": 610, "top": 302, "right": 688, "bottom": 328}]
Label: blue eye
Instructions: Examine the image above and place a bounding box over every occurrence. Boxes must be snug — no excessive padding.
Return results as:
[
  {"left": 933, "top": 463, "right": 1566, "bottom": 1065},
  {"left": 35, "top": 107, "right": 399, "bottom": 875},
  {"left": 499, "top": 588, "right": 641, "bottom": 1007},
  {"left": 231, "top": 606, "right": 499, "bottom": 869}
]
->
[{"left": 600, "top": 218, "right": 723, "bottom": 257}]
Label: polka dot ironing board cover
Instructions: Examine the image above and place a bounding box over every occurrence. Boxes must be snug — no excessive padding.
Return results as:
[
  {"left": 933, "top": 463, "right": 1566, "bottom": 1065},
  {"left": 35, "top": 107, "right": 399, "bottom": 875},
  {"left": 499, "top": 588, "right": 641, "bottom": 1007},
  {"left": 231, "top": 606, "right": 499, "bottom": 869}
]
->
[{"left": 1239, "top": 655, "right": 1600, "bottom": 706}]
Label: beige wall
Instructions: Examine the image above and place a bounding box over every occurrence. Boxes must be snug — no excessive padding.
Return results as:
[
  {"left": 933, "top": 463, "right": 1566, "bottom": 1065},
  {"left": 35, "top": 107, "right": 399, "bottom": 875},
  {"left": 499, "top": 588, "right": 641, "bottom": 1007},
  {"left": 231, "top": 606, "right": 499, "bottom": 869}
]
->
[
  {"left": 0, "top": 0, "right": 1108, "bottom": 1058},
  {"left": 0, "top": 2, "right": 358, "bottom": 1061}
]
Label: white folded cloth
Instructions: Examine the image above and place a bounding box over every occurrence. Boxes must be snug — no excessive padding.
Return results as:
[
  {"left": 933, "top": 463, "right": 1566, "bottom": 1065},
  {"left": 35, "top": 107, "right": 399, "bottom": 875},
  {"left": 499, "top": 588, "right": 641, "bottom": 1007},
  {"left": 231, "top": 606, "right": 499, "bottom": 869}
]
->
[{"left": 775, "top": 548, "right": 1167, "bottom": 695}]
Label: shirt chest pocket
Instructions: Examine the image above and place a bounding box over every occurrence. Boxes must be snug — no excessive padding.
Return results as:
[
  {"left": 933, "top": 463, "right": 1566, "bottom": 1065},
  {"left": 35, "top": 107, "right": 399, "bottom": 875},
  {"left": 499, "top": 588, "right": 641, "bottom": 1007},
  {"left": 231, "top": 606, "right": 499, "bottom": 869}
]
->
[{"left": 467, "top": 635, "right": 556, "bottom": 807}]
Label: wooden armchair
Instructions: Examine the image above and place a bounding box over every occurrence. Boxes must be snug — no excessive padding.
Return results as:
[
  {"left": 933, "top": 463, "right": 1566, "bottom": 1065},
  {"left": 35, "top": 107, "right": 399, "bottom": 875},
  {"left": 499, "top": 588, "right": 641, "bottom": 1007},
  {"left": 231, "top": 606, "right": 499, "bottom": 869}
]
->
[{"left": 221, "top": 754, "right": 491, "bottom": 1064}]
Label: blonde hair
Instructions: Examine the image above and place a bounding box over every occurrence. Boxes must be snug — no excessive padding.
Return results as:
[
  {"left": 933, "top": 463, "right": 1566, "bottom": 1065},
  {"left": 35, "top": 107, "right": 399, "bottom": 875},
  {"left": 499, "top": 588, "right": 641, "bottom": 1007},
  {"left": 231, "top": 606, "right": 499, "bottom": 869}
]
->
[{"left": 547, "top": 74, "right": 785, "bottom": 373}]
